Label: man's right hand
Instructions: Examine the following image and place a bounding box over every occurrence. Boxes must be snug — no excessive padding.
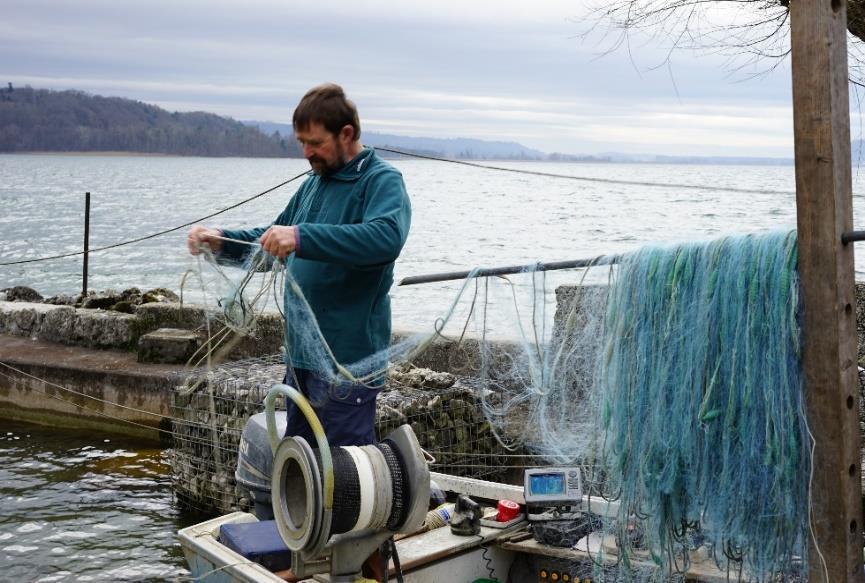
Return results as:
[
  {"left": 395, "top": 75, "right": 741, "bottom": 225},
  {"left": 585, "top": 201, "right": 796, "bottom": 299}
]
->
[{"left": 187, "top": 226, "right": 222, "bottom": 255}]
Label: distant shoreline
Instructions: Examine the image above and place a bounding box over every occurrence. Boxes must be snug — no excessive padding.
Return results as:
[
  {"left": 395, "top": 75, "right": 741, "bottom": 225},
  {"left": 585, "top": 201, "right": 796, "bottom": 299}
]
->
[
  {"left": 0, "top": 88, "right": 796, "bottom": 165},
  {"left": 1, "top": 150, "right": 795, "bottom": 166},
  {"left": 7, "top": 151, "right": 178, "bottom": 157},
  {"left": 3, "top": 151, "right": 294, "bottom": 159}
]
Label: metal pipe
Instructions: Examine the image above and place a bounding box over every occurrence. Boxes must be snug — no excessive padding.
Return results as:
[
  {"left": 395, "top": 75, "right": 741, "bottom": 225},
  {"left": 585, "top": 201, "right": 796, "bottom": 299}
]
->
[
  {"left": 841, "top": 230, "right": 865, "bottom": 245},
  {"left": 82, "top": 192, "right": 90, "bottom": 296},
  {"left": 398, "top": 255, "right": 619, "bottom": 286}
]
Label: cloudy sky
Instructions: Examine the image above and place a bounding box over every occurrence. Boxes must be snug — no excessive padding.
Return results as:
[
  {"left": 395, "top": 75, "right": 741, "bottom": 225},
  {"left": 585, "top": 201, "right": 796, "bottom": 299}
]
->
[{"left": 0, "top": 0, "right": 820, "bottom": 157}]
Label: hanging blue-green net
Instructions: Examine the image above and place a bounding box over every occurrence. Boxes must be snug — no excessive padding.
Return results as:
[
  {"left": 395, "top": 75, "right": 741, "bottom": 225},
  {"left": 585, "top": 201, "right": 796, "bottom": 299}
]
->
[
  {"left": 192, "top": 228, "right": 811, "bottom": 581},
  {"left": 595, "top": 230, "right": 808, "bottom": 580}
]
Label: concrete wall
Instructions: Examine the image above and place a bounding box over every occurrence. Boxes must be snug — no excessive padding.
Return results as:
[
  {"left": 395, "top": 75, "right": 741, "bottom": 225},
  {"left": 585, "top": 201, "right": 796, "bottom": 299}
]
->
[
  {"left": 0, "top": 335, "right": 182, "bottom": 441},
  {"left": 0, "top": 300, "right": 285, "bottom": 357},
  {"left": 0, "top": 297, "right": 526, "bottom": 442},
  {"left": 0, "top": 301, "right": 138, "bottom": 349}
]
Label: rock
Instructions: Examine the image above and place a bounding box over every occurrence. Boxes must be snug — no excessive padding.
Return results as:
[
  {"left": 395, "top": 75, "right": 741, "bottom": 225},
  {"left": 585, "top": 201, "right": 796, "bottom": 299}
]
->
[
  {"left": 0, "top": 301, "right": 138, "bottom": 348},
  {"left": 39, "top": 306, "right": 77, "bottom": 340},
  {"left": 121, "top": 287, "right": 143, "bottom": 302},
  {"left": 111, "top": 300, "right": 137, "bottom": 314},
  {"left": 44, "top": 294, "right": 77, "bottom": 306},
  {"left": 134, "top": 302, "right": 208, "bottom": 336},
  {"left": 0, "top": 301, "right": 68, "bottom": 337},
  {"left": 389, "top": 363, "right": 456, "bottom": 389},
  {"left": 3, "top": 286, "right": 43, "bottom": 303},
  {"left": 81, "top": 289, "right": 123, "bottom": 310},
  {"left": 47, "top": 288, "right": 144, "bottom": 311},
  {"left": 142, "top": 288, "right": 180, "bottom": 304},
  {"left": 71, "top": 309, "right": 139, "bottom": 348}
]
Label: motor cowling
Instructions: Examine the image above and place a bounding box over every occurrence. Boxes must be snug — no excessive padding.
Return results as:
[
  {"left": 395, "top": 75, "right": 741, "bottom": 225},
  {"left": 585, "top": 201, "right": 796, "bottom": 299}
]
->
[{"left": 235, "top": 411, "right": 287, "bottom": 520}]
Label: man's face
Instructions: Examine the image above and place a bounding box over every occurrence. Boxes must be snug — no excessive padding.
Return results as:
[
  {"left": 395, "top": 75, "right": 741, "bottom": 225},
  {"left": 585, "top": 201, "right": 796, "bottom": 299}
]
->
[{"left": 295, "top": 122, "right": 348, "bottom": 176}]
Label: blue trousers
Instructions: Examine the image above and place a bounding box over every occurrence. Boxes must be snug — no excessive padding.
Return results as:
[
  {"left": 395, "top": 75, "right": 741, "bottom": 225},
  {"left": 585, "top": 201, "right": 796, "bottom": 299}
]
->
[{"left": 282, "top": 368, "right": 380, "bottom": 446}]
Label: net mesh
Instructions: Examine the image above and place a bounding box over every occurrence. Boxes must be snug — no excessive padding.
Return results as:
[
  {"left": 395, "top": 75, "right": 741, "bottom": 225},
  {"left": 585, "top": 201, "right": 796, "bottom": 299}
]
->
[{"left": 169, "top": 229, "right": 811, "bottom": 581}]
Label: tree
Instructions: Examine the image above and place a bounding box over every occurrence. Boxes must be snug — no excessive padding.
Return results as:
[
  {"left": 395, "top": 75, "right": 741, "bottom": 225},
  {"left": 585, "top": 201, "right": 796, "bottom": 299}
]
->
[{"left": 590, "top": 0, "right": 865, "bottom": 86}]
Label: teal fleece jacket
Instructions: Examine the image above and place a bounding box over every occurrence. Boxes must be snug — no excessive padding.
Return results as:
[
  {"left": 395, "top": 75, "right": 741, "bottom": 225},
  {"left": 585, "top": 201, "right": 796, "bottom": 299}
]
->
[{"left": 219, "top": 147, "right": 411, "bottom": 371}]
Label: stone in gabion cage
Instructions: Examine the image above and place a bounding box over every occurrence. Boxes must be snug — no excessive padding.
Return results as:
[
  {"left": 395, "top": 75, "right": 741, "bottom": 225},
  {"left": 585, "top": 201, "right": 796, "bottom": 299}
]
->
[{"left": 169, "top": 357, "right": 528, "bottom": 516}]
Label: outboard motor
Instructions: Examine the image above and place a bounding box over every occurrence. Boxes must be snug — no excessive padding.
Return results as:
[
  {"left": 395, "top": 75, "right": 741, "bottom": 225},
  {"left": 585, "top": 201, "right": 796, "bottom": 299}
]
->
[{"left": 235, "top": 411, "right": 286, "bottom": 520}]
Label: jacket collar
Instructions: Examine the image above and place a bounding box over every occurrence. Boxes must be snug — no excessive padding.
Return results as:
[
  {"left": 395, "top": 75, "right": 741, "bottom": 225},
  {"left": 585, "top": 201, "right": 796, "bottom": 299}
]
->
[{"left": 326, "top": 147, "right": 375, "bottom": 182}]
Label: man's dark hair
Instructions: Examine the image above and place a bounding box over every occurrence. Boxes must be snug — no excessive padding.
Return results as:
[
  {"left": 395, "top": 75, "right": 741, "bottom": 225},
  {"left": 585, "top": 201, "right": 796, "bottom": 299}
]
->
[{"left": 293, "top": 83, "right": 361, "bottom": 141}]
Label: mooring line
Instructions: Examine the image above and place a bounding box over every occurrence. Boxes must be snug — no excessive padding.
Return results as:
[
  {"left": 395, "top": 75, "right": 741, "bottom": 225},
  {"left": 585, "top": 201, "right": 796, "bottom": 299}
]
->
[
  {"left": 0, "top": 170, "right": 310, "bottom": 267},
  {"left": 374, "top": 146, "right": 795, "bottom": 196}
]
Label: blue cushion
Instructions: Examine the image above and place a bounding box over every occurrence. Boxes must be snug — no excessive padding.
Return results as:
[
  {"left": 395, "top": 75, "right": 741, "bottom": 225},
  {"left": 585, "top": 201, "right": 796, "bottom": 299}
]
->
[{"left": 218, "top": 520, "right": 292, "bottom": 572}]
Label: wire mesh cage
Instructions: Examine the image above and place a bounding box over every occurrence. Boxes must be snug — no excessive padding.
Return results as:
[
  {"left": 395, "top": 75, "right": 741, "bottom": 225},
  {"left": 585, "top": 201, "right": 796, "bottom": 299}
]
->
[
  {"left": 169, "top": 354, "right": 535, "bottom": 516},
  {"left": 168, "top": 354, "right": 285, "bottom": 515}
]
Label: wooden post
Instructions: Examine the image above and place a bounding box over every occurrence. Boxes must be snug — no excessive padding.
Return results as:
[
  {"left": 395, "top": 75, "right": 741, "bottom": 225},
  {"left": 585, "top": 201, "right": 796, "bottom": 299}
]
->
[{"left": 790, "top": 0, "right": 864, "bottom": 581}]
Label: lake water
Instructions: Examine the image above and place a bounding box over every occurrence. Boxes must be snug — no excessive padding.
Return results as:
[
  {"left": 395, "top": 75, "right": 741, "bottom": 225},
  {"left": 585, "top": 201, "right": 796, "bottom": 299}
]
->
[
  {"left": 0, "top": 420, "right": 191, "bottom": 582},
  {"left": 0, "top": 153, "right": 840, "bottom": 332},
  {"left": 0, "top": 153, "right": 861, "bottom": 580}
]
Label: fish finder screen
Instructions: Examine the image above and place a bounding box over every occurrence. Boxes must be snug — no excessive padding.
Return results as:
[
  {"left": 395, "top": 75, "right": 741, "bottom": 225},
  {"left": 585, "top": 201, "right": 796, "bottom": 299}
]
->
[{"left": 529, "top": 472, "right": 565, "bottom": 496}]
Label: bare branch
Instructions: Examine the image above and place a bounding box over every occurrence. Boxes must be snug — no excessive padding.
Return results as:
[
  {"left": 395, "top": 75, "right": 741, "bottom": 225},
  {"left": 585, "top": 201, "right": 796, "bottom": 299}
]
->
[{"left": 585, "top": 0, "right": 865, "bottom": 86}]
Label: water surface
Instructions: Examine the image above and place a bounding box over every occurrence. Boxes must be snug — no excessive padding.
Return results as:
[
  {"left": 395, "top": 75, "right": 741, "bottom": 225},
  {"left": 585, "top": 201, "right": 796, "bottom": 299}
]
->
[
  {"left": 0, "top": 154, "right": 834, "bottom": 334},
  {"left": 0, "top": 420, "right": 192, "bottom": 581}
]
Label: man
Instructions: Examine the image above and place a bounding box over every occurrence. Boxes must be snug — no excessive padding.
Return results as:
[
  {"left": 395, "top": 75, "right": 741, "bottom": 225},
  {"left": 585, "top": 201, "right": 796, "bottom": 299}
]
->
[{"left": 187, "top": 83, "right": 411, "bottom": 447}]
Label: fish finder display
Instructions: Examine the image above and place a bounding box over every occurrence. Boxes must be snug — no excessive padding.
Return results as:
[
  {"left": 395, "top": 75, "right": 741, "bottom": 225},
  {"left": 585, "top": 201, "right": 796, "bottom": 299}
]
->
[{"left": 529, "top": 472, "right": 566, "bottom": 496}]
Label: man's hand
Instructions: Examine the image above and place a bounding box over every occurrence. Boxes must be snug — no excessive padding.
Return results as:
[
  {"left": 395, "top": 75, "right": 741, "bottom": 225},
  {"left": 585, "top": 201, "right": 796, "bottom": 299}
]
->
[
  {"left": 187, "top": 226, "right": 222, "bottom": 255},
  {"left": 260, "top": 225, "right": 297, "bottom": 259}
]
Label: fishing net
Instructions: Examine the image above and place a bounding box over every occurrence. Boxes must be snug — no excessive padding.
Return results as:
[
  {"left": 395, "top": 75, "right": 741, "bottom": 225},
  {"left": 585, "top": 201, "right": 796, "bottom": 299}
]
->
[
  {"left": 174, "top": 228, "right": 810, "bottom": 581},
  {"left": 585, "top": 230, "right": 809, "bottom": 581}
]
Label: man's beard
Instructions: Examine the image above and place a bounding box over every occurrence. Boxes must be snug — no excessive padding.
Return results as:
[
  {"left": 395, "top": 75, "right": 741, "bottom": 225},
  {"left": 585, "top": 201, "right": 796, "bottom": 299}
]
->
[{"left": 308, "top": 143, "right": 346, "bottom": 176}]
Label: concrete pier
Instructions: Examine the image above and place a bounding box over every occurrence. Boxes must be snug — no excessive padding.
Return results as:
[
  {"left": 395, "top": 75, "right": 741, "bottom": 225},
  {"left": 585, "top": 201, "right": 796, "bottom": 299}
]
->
[
  {"left": 0, "top": 298, "right": 288, "bottom": 441},
  {"left": 0, "top": 334, "right": 183, "bottom": 441},
  {"left": 0, "top": 290, "right": 541, "bottom": 443}
]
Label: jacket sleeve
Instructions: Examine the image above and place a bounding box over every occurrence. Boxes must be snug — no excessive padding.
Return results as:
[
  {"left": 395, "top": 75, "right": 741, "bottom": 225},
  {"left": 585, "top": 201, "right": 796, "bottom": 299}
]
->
[
  {"left": 295, "top": 170, "right": 411, "bottom": 266},
  {"left": 217, "top": 226, "right": 268, "bottom": 265},
  {"left": 218, "top": 187, "right": 304, "bottom": 265}
]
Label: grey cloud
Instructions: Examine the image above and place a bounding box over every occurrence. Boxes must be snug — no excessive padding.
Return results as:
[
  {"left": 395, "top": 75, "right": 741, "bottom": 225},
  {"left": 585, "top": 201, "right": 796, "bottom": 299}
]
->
[{"left": 1, "top": 0, "right": 796, "bottom": 156}]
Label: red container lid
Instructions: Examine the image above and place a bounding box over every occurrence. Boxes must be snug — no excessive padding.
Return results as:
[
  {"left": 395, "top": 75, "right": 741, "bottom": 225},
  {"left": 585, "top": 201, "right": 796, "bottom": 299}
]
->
[{"left": 496, "top": 499, "right": 521, "bottom": 522}]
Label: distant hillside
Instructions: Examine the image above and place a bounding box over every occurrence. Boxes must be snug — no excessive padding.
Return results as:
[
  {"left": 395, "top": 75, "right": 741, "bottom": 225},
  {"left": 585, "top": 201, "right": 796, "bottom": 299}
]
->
[
  {"left": 363, "top": 132, "right": 546, "bottom": 160},
  {"left": 247, "top": 121, "right": 547, "bottom": 160},
  {"left": 0, "top": 86, "right": 301, "bottom": 157}
]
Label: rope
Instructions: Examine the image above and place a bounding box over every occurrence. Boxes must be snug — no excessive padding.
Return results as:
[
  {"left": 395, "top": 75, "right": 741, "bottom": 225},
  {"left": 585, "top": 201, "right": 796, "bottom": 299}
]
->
[
  {"left": 374, "top": 146, "right": 794, "bottom": 195},
  {"left": 0, "top": 170, "right": 310, "bottom": 267}
]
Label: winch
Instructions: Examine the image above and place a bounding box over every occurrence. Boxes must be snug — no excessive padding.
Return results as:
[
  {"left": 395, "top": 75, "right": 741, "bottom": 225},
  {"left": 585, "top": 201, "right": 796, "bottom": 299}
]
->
[{"left": 263, "top": 384, "right": 430, "bottom": 582}]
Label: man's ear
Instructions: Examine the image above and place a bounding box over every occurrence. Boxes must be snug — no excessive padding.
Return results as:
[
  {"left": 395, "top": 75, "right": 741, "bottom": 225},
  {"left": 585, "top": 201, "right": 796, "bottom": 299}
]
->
[{"left": 340, "top": 125, "right": 355, "bottom": 143}]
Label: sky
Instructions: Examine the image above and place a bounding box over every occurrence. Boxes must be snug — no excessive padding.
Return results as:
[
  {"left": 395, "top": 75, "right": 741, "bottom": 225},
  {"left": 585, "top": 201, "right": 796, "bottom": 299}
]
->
[{"left": 0, "top": 0, "right": 823, "bottom": 157}]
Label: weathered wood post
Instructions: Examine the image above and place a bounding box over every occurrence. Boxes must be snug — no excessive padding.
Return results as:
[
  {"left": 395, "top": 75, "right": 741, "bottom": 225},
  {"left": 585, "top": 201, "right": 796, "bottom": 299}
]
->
[{"left": 790, "top": 0, "right": 864, "bottom": 580}]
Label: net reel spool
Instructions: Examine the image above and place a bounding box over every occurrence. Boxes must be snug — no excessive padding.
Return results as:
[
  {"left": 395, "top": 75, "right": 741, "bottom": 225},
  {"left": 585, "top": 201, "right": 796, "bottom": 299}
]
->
[{"left": 264, "top": 384, "right": 430, "bottom": 581}]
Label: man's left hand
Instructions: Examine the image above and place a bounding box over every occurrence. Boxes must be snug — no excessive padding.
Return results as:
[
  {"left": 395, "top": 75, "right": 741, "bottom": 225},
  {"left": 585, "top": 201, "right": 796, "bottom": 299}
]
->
[{"left": 260, "top": 225, "right": 297, "bottom": 259}]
